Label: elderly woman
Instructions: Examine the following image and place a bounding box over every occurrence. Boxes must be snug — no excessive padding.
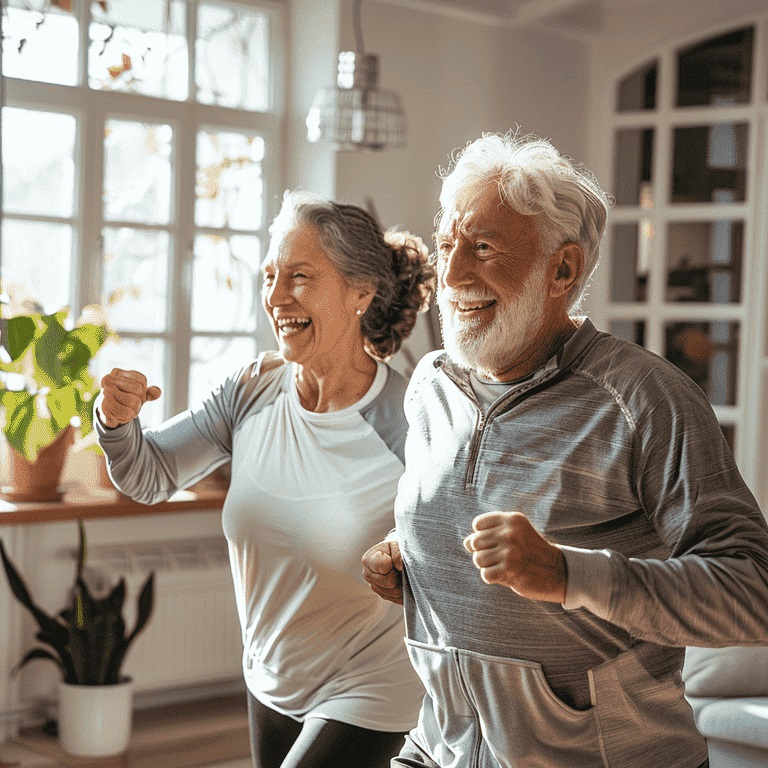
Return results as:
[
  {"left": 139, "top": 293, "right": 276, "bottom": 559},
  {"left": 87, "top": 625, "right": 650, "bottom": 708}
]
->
[{"left": 95, "top": 191, "right": 435, "bottom": 768}]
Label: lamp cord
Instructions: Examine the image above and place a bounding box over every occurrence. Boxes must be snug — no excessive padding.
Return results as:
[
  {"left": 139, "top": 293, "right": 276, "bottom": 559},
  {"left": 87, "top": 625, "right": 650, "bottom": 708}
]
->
[{"left": 353, "top": 0, "right": 364, "bottom": 53}]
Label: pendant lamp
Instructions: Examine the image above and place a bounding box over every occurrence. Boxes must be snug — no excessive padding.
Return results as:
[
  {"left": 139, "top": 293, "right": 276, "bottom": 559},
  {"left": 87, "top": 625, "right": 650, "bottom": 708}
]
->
[{"left": 306, "top": 0, "right": 406, "bottom": 151}]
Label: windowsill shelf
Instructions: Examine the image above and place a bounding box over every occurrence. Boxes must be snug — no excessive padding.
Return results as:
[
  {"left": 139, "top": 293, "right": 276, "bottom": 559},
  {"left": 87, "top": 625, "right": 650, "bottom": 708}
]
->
[{"left": 0, "top": 484, "right": 227, "bottom": 526}]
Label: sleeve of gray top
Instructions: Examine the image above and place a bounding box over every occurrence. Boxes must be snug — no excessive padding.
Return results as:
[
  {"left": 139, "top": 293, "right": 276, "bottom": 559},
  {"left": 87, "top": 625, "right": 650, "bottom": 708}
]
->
[
  {"left": 564, "top": 377, "right": 768, "bottom": 646},
  {"left": 360, "top": 366, "right": 409, "bottom": 465},
  {"left": 94, "top": 366, "right": 245, "bottom": 504}
]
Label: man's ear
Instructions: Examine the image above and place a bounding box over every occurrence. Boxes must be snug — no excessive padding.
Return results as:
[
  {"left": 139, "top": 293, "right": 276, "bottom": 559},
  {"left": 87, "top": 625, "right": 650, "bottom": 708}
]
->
[{"left": 549, "top": 243, "right": 584, "bottom": 299}]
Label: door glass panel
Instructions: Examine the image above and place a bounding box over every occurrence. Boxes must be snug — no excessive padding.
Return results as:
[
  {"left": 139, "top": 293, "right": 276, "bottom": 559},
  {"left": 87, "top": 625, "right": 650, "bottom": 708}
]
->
[
  {"left": 2, "top": 108, "right": 77, "bottom": 217},
  {"left": 0, "top": 220, "right": 73, "bottom": 310},
  {"left": 666, "top": 221, "right": 743, "bottom": 303},
  {"left": 191, "top": 234, "right": 261, "bottom": 332},
  {"left": 102, "top": 228, "right": 170, "bottom": 332},
  {"left": 664, "top": 321, "right": 739, "bottom": 405},
  {"left": 89, "top": 0, "right": 188, "bottom": 100},
  {"left": 677, "top": 27, "right": 753, "bottom": 107},
  {"left": 93, "top": 338, "right": 167, "bottom": 427},
  {"left": 196, "top": 130, "right": 265, "bottom": 230},
  {"left": 610, "top": 223, "right": 647, "bottom": 302},
  {"left": 613, "top": 129, "right": 654, "bottom": 206},
  {"left": 617, "top": 61, "right": 657, "bottom": 112},
  {"left": 610, "top": 321, "right": 646, "bottom": 347},
  {"left": 196, "top": 2, "right": 270, "bottom": 111},
  {"left": 671, "top": 124, "right": 748, "bottom": 204},
  {"left": 188, "top": 336, "right": 257, "bottom": 408},
  {"left": 2, "top": 1, "right": 79, "bottom": 86},
  {"left": 104, "top": 120, "right": 174, "bottom": 224}
]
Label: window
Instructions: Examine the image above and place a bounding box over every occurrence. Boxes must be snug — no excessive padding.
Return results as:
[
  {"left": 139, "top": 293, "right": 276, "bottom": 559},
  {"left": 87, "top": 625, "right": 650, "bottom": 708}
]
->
[
  {"left": 597, "top": 23, "right": 768, "bottom": 509},
  {"left": 1, "top": 0, "right": 284, "bottom": 425}
]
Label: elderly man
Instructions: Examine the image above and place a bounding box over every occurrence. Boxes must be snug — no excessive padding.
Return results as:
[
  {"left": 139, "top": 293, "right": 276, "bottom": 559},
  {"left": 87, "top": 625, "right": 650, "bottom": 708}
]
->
[{"left": 362, "top": 131, "right": 768, "bottom": 768}]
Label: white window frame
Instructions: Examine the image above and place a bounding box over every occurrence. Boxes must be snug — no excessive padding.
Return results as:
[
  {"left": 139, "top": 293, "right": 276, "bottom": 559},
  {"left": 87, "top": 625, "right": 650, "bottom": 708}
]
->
[
  {"left": 588, "top": 14, "right": 768, "bottom": 512},
  {"left": 1, "top": 0, "right": 285, "bottom": 418}
]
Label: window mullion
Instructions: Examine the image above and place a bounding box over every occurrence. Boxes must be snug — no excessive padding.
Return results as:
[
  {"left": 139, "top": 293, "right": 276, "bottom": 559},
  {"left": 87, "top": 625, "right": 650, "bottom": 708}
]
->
[
  {"left": 76, "top": 93, "right": 106, "bottom": 314},
  {"left": 169, "top": 106, "right": 197, "bottom": 416}
]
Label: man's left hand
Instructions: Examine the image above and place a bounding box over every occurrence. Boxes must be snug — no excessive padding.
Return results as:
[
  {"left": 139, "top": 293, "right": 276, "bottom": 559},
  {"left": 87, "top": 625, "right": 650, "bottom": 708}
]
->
[{"left": 463, "top": 511, "right": 567, "bottom": 603}]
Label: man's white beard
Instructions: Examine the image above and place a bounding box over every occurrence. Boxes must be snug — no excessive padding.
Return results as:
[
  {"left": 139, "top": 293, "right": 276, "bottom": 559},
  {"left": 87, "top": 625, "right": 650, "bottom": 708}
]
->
[{"left": 438, "top": 258, "right": 548, "bottom": 378}]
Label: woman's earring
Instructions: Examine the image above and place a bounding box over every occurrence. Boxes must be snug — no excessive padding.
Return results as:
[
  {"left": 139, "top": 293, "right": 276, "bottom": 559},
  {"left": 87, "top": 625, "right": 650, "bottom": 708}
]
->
[{"left": 356, "top": 309, "right": 362, "bottom": 316}]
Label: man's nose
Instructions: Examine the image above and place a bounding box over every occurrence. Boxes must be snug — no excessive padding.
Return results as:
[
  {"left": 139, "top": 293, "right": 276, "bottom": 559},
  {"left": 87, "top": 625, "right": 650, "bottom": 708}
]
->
[{"left": 440, "top": 243, "right": 473, "bottom": 288}]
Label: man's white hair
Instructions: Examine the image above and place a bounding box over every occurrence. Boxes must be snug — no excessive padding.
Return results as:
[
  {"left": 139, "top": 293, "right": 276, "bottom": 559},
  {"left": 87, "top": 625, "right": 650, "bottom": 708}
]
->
[{"left": 438, "top": 130, "right": 612, "bottom": 312}]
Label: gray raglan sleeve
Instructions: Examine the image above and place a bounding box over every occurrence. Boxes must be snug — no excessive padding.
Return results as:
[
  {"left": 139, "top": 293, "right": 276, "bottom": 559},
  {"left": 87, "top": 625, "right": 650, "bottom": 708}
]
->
[
  {"left": 562, "top": 379, "right": 768, "bottom": 647},
  {"left": 94, "top": 365, "right": 250, "bottom": 505}
]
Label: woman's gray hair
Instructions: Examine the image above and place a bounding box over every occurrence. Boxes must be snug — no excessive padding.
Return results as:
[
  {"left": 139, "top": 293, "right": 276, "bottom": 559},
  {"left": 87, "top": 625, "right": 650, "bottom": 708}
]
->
[
  {"left": 438, "top": 130, "right": 612, "bottom": 312},
  {"left": 268, "top": 190, "right": 435, "bottom": 360}
]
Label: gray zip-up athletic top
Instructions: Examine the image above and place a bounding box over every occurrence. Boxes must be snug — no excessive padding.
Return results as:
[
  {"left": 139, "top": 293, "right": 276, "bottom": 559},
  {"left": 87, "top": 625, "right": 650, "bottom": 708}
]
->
[
  {"left": 96, "top": 353, "right": 424, "bottom": 730},
  {"left": 395, "top": 318, "right": 768, "bottom": 767}
]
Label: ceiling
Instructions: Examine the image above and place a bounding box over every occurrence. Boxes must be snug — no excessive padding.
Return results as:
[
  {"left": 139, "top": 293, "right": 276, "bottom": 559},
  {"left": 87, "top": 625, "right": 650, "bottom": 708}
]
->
[{"left": 376, "top": 0, "right": 744, "bottom": 39}]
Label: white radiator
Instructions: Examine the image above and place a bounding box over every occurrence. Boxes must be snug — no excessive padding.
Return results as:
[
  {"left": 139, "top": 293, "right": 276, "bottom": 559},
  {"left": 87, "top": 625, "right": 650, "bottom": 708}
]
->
[{"left": 85, "top": 537, "right": 244, "bottom": 692}]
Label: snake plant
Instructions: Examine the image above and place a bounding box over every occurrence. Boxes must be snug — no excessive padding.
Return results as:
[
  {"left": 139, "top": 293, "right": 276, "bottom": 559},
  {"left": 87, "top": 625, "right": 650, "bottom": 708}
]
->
[{"left": 0, "top": 521, "right": 155, "bottom": 685}]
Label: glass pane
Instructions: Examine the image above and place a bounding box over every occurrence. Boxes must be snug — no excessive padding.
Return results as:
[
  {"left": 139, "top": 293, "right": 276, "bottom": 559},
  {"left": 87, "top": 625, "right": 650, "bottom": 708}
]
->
[
  {"left": 104, "top": 119, "right": 173, "bottom": 224},
  {"left": 610, "top": 223, "right": 648, "bottom": 302},
  {"left": 89, "top": 0, "right": 188, "bottom": 100},
  {"left": 609, "top": 321, "right": 646, "bottom": 347},
  {"left": 666, "top": 221, "right": 743, "bottom": 303},
  {"left": 196, "top": 130, "right": 265, "bottom": 230},
  {"left": 191, "top": 234, "right": 261, "bottom": 332},
  {"left": 665, "top": 321, "right": 739, "bottom": 405},
  {"left": 189, "top": 336, "right": 257, "bottom": 408},
  {"left": 677, "top": 28, "right": 753, "bottom": 107},
  {"left": 196, "top": 2, "right": 270, "bottom": 111},
  {"left": 617, "top": 61, "right": 657, "bottom": 112},
  {"left": 671, "top": 124, "right": 748, "bottom": 204},
  {"left": 102, "top": 228, "right": 170, "bottom": 332},
  {"left": 93, "top": 337, "right": 167, "bottom": 427},
  {"left": 0, "top": 220, "right": 72, "bottom": 309},
  {"left": 613, "top": 129, "right": 654, "bottom": 206},
  {"left": 2, "top": 2, "right": 79, "bottom": 86},
  {"left": 2, "top": 108, "right": 77, "bottom": 217}
]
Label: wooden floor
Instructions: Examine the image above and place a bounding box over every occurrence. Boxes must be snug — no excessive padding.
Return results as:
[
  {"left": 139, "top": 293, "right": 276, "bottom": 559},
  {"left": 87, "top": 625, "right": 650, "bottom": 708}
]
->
[{"left": 0, "top": 695, "right": 251, "bottom": 768}]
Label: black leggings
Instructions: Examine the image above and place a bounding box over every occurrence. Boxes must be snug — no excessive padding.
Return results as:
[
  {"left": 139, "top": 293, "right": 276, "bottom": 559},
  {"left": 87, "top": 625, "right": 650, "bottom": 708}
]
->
[{"left": 247, "top": 691, "right": 408, "bottom": 768}]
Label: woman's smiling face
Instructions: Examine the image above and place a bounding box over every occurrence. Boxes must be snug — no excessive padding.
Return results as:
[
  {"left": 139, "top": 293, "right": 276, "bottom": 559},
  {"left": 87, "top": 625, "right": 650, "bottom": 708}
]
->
[{"left": 261, "top": 222, "right": 369, "bottom": 371}]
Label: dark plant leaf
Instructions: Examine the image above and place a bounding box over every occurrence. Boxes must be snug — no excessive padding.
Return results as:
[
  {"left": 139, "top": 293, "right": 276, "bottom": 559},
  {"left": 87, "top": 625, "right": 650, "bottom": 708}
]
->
[
  {"left": 4, "top": 315, "right": 37, "bottom": 361},
  {"left": 0, "top": 540, "right": 68, "bottom": 645},
  {"left": 128, "top": 572, "right": 155, "bottom": 643},
  {"left": 14, "top": 647, "right": 64, "bottom": 676},
  {"left": 76, "top": 520, "right": 86, "bottom": 582}
]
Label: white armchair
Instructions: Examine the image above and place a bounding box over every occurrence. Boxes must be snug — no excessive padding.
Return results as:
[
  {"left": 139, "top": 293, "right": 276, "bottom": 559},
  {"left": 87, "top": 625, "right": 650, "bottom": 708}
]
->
[{"left": 683, "top": 646, "right": 768, "bottom": 768}]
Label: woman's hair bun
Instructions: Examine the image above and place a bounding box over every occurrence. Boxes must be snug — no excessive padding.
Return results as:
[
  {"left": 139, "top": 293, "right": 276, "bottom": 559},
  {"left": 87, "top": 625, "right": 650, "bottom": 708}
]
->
[{"left": 361, "top": 230, "right": 435, "bottom": 360}]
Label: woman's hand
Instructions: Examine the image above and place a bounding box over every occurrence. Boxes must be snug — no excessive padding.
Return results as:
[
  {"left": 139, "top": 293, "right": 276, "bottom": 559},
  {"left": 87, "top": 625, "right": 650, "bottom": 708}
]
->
[
  {"left": 98, "top": 368, "right": 162, "bottom": 428},
  {"left": 362, "top": 539, "right": 404, "bottom": 605}
]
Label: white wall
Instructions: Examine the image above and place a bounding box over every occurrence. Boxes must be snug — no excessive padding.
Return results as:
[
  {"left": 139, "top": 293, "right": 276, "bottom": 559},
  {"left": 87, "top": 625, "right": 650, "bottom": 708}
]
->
[
  {"left": 335, "top": 0, "right": 590, "bottom": 252},
  {"left": 331, "top": 0, "right": 589, "bottom": 368}
]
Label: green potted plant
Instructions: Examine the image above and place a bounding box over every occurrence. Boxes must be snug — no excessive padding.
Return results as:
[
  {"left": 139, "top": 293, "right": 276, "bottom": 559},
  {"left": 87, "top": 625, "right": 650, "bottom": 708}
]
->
[
  {"left": 0, "top": 520, "right": 155, "bottom": 756},
  {"left": 0, "top": 293, "right": 113, "bottom": 502}
]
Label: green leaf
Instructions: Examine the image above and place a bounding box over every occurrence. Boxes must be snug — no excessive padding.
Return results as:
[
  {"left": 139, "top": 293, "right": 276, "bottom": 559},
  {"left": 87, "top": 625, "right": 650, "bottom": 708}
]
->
[
  {"left": 3, "top": 316, "right": 37, "bottom": 361},
  {"left": 46, "top": 386, "right": 78, "bottom": 432},
  {"left": 70, "top": 324, "right": 107, "bottom": 358},
  {"left": 1, "top": 390, "right": 36, "bottom": 459},
  {"left": 33, "top": 313, "right": 67, "bottom": 389}
]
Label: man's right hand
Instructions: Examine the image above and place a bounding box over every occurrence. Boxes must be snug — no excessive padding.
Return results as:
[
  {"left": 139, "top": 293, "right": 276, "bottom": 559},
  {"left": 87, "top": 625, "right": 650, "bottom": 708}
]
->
[
  {"left": 98, "top": 368, "right": 162, "bottom": 428},
  {"left": 362, "top": 539, "right": 404, "bottom": 605}
]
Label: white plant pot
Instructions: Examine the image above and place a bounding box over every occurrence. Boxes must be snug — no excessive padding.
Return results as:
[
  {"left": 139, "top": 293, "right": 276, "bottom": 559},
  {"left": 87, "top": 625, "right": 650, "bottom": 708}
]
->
[{"left": 58, "top": 678, "right": 134, "bottom": 757}]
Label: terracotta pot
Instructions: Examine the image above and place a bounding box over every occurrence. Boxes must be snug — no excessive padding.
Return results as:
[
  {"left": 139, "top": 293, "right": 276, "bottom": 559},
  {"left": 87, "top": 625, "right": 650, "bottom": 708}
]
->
[
  {"left": 58, "top": 678, "right": 134, "bottom": 757},
  {"left": 1, "top": 425, "right": 74, "bottom": 503}
]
